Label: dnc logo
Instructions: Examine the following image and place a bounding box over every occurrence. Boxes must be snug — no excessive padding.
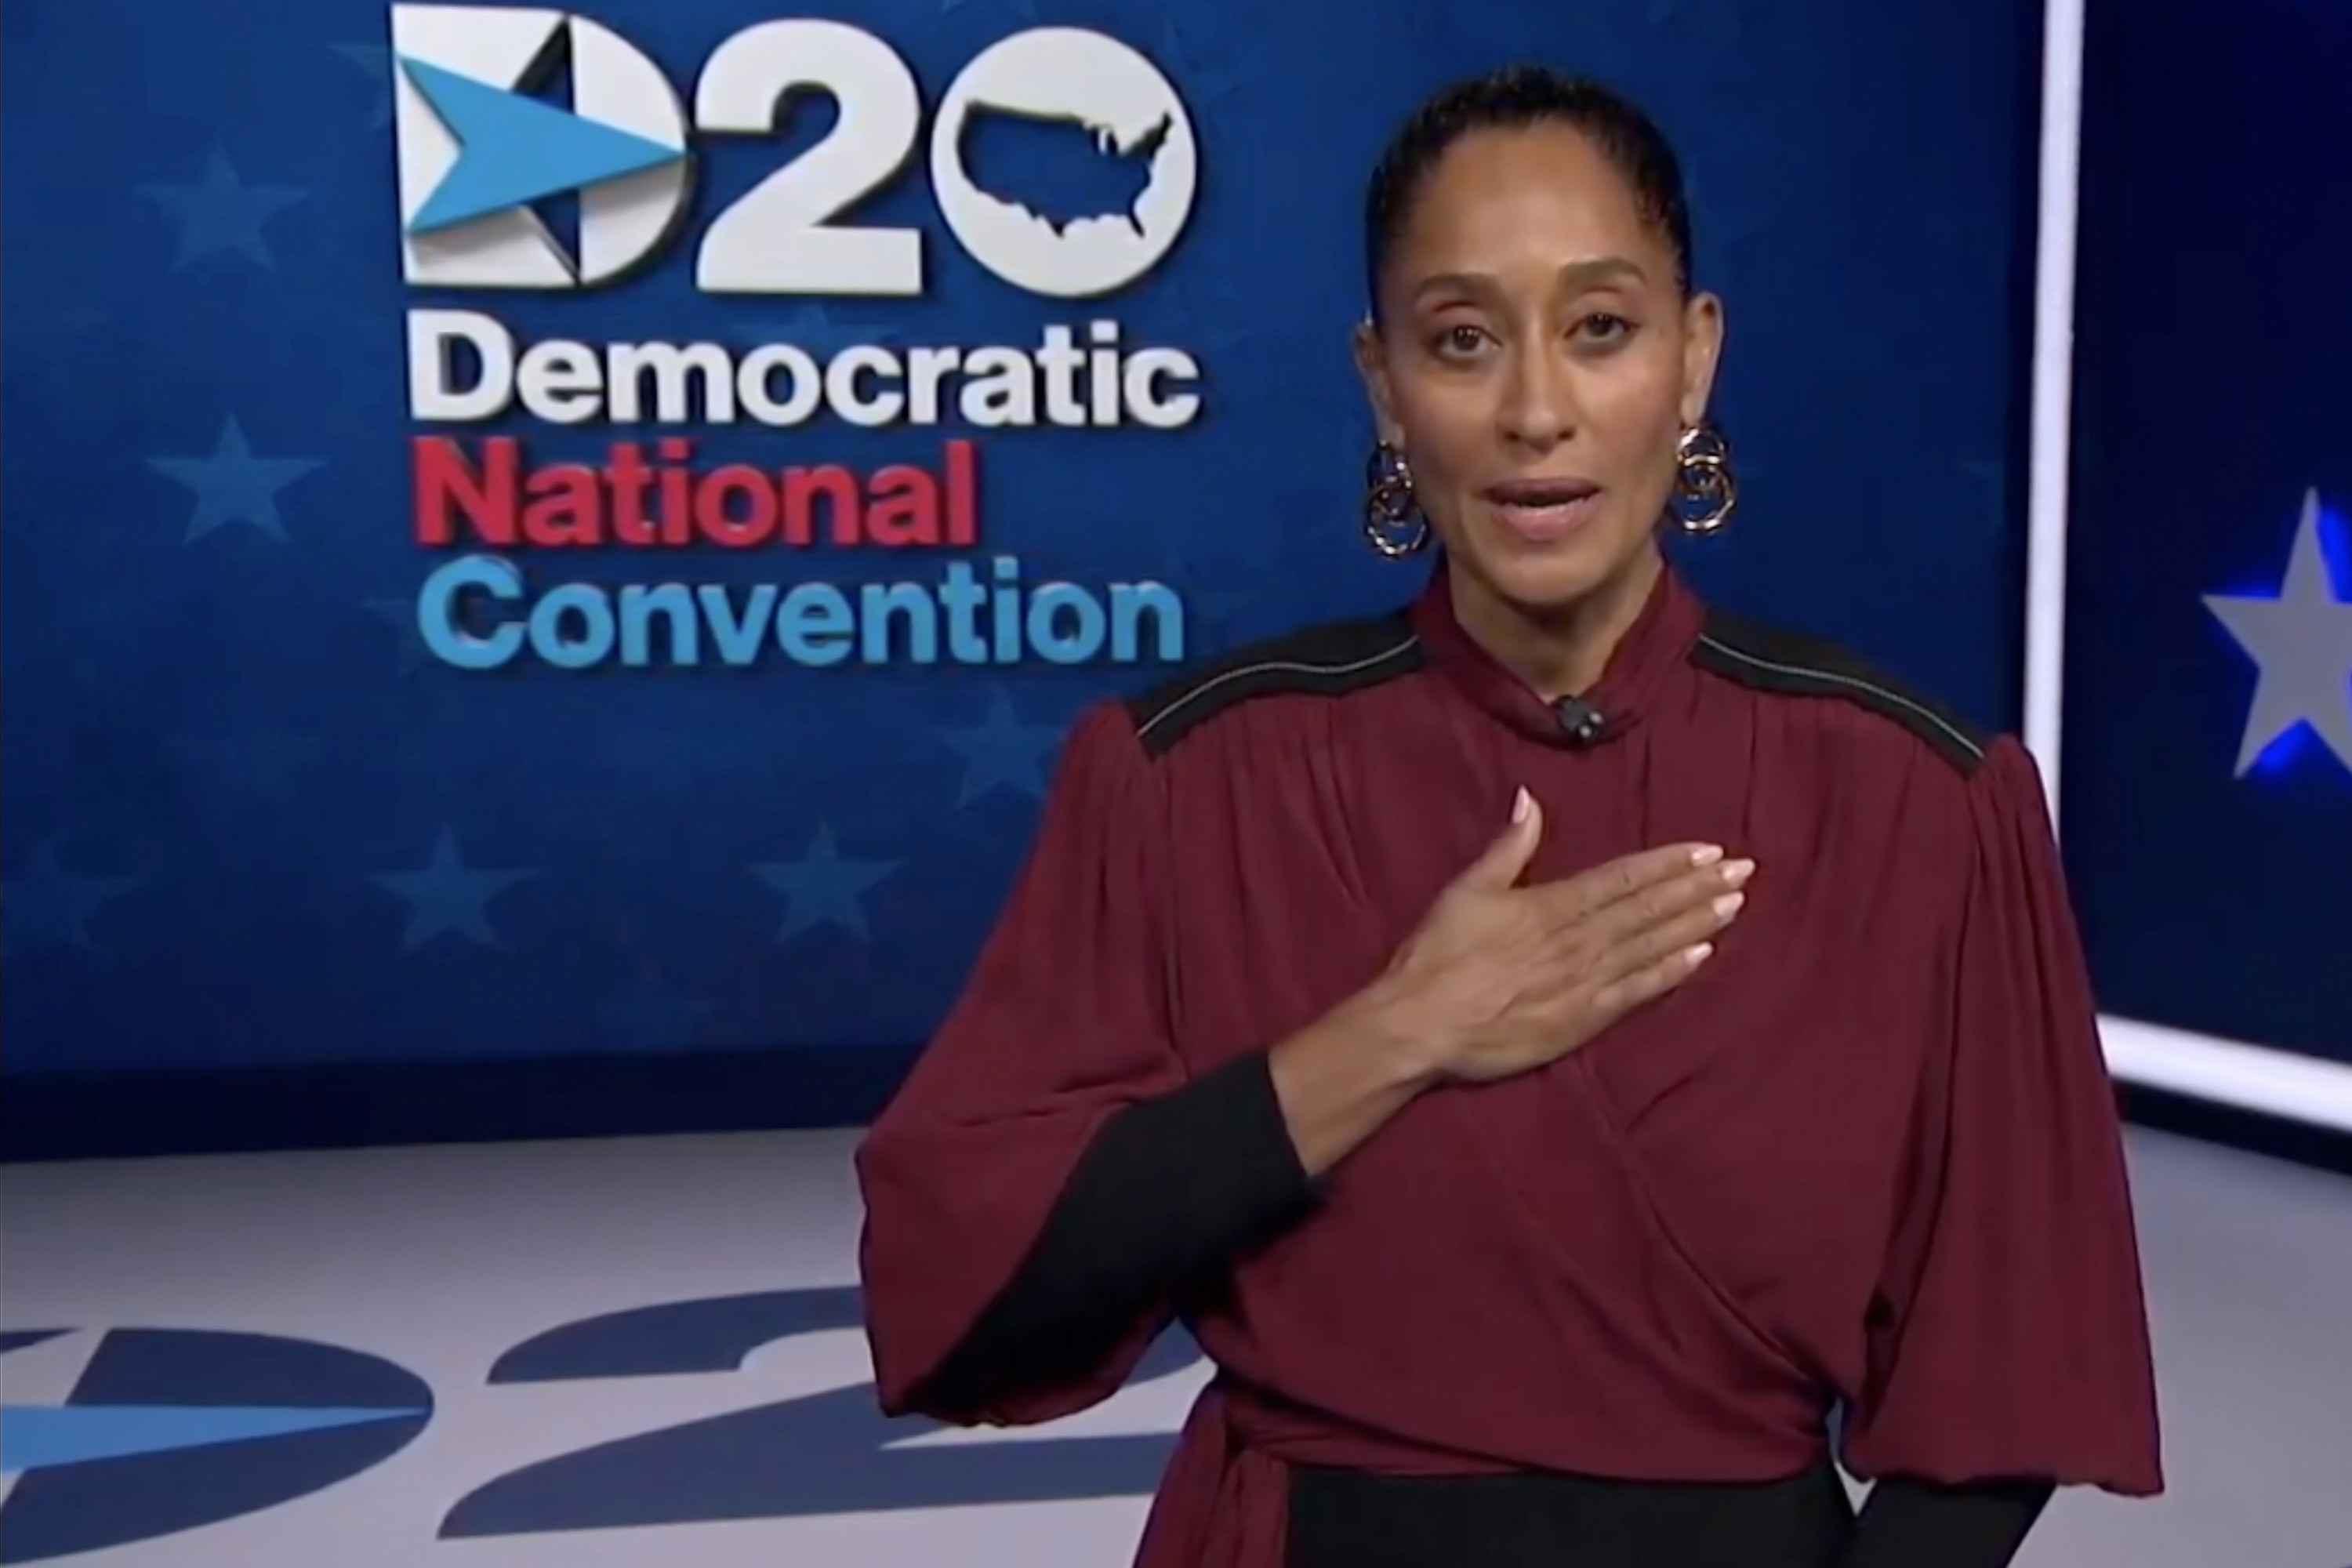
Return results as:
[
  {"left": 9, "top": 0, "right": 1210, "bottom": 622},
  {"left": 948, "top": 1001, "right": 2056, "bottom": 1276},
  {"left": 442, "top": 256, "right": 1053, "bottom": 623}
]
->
[
  {"left": 0, "top": 1327, "right": 431, "bottom": 1563},
  {"left": 388, "top": 5, "right": 1200, "bottom": 298}
]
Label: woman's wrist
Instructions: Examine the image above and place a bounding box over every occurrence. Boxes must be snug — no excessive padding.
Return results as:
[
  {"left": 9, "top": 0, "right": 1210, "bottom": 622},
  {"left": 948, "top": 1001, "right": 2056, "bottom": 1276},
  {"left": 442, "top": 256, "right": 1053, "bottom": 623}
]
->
[{"left": 1266, "top": 982, "right": 1454, "bottom": 1178}]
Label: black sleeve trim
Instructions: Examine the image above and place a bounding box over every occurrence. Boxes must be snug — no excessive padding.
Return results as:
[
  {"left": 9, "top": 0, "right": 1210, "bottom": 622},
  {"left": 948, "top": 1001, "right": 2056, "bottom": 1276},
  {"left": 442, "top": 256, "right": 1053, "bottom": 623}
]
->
[
  {"left": 912, "top": 1049, "right": 1316, "bottom": 1411},
  {"left": 1839, "top": 1476, "right": 2055, "bottom": 1568},
  {"left": 1123, "top": 612, "right": 1424, "bottom": 757}
]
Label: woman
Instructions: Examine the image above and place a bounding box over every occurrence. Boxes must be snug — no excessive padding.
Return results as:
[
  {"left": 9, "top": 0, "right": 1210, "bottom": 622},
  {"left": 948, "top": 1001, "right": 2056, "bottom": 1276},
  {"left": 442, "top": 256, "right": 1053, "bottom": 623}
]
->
[{"left": 855, "top": 67, "right": 2162, "bottom": 1568}]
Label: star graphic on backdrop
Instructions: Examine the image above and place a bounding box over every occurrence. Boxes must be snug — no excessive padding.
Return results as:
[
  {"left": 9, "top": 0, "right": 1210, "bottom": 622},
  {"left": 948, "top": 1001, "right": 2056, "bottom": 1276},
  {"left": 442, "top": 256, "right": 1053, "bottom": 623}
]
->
[
  {"left": 149, "top": 419, "right": 325, "bottom": 544},
  {"left": 1, "top": 842, "right": 137, "bottom": 959},
  {"left": 2202, "top": 487, "right": 2352, "bottom": 776},
  {"left": 364, "top": 597, "right": 434, "bottom": 676},
  {"left": 330, "top": 43, "right": 395, "bottom": 129},
  {"left": 752, "top": 824, "right": 898, "bottom": 944},
  {"left": 1155, "top": 14, "right": 1254, "bottom": 104},
  {"left": 134, "top": 149, "right": 307, "bottom": 271},
  {"left": 370, "top": 826, "right": 536, "bottom": 954},
  {"left": 935, "top": 688, "right": 1065, "bottom": 806}
]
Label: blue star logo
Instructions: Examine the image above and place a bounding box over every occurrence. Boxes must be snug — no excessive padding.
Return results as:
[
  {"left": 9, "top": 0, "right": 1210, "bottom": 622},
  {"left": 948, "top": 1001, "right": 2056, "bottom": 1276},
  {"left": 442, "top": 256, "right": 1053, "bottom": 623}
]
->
[
  {"left": 134, "top": 149, "right": 307, "bottom": 270},
  {"left": 370, "top": 826, "right": 537, "bottom": 953},
  {"left": 331, "top": 42, "right": 394, "bottom": 129},
  {"left": 399, "top": 56, "right": 686, "bottom": 235},
  {"left": 752, "top": 825, "right": 898, "bottom": 944},
  {"left": 936, "top": 688, "right": 1065, "bottom": 806},
  {"left": 2, "top": 840, "right": 137, "bottom": 959},
  {"left": 148, "top": 418, "right": 325, "bottom": 544}
]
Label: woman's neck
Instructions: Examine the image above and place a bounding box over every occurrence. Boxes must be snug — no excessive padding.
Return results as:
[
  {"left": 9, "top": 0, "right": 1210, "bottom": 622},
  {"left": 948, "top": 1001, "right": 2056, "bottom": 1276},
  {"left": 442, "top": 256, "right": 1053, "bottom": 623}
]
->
[{"left": 1447, "top": 543, "right": 1664, "bottom": 700}]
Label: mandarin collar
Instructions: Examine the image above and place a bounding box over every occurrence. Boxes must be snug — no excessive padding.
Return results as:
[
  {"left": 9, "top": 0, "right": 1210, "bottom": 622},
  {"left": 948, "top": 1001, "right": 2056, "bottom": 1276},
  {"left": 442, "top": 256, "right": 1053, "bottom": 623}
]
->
[{"left": 1407, "top": 555, "right": 1704, "bottom": 748}]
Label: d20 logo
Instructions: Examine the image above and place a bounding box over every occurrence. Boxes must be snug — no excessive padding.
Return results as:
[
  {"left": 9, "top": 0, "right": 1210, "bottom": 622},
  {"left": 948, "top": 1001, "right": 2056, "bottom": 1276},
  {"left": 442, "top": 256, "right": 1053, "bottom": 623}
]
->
[
  {"left": 0, "top": 1328, "right": 432, "bottom": 1563},
  {"left": 390, "top": 5, "right": 1199, "bottom": 298}
]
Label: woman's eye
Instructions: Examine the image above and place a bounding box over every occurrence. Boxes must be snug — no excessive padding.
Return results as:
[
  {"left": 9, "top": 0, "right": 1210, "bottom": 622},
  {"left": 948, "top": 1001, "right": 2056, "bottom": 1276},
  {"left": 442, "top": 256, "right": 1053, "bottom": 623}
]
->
[
  {"left": 1578, "top": 314, "right": 1633, "bottom": 343},
  {"left": 1436, "top": 325, "right": 1488, "bottom": 354}
]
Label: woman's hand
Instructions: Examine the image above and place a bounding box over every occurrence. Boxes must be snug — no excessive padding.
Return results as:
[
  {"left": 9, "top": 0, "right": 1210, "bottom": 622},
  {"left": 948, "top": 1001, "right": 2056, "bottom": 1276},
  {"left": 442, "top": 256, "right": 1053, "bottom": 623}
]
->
[
  {"left": 1269, "top": 787, "right": 1751, "bottom": 1176},
  {"left": 1373, "top": 786, "right": 1751, "bottom": 1084}
]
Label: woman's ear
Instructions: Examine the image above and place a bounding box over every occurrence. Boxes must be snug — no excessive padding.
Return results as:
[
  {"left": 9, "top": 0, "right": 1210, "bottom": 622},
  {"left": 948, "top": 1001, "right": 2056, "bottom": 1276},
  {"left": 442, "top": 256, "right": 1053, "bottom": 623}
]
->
[
  {"left": 1352, "top": 316, "right": 1403, "bottom": 445},
  {"left": 1678, "top": 290, "right": 1725, "bottom": 427}
]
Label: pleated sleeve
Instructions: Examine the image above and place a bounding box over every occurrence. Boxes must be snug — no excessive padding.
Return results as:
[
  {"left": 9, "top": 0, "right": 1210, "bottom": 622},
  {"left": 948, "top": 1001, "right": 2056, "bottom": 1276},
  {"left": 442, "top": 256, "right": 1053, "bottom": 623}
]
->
[
  {"left": 855, "top": 700, "right": 1312, "bottom": 1428},
  {"left": 1840, "top": 736, "right": 2164, "bottom": 1497}
]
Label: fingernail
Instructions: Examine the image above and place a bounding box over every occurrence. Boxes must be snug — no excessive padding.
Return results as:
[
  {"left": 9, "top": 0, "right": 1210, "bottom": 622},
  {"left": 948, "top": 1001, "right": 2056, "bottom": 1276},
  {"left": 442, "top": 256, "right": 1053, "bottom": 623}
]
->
[
  {"left": 1721, "top": 858, "right": 1755, "bottom": 887},
  {"left": 1686, "top": 942, "right": 1715, "bottom": 966},
  {"left": 1512, "top": 786, "right": 1533, "bottom": 824},
  {"left": 1690, "top": 844, "right": 1725, "bottom": 866},
  {"left": 1713, "top": 891, "right": 1744, "bottom": 919}
]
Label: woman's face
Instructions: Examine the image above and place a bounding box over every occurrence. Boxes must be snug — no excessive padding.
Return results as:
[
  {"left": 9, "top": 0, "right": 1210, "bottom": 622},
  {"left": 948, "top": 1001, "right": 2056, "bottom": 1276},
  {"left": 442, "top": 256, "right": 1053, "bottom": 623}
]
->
[{"left": 1356, "top": 123, "right": 1722, "bottom": 621}]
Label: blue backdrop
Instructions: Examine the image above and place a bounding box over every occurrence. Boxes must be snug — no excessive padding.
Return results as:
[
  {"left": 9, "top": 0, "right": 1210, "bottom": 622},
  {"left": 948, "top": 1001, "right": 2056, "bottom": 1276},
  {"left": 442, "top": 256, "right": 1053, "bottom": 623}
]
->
[
  {"left": 1, "top": 0, "right": 2041, "bottom": 1155},
  {"left": 2063, "top": 0, "right": 2352, "bottom": 1068}
]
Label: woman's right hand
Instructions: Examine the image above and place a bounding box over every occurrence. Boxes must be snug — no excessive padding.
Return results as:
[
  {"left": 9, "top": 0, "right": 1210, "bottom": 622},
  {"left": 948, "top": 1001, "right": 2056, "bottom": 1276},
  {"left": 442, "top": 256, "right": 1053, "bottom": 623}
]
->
[{"left": 1370, "top": 786, "right": 1753, "bottom": 1085}]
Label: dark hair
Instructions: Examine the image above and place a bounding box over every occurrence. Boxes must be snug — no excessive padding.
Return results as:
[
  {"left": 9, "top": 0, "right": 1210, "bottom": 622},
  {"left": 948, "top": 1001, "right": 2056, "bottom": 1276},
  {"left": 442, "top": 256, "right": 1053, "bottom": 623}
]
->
[{"left": 1363, "top": 66, "right": 1695, "bottom": 318}]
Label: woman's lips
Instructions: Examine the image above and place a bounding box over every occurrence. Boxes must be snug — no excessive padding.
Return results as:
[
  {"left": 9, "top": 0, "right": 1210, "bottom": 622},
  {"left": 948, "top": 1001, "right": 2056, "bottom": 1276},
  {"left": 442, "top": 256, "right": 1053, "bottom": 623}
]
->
[{"left": 1482, "top": 477, "right": 1602, "bottom": 544}]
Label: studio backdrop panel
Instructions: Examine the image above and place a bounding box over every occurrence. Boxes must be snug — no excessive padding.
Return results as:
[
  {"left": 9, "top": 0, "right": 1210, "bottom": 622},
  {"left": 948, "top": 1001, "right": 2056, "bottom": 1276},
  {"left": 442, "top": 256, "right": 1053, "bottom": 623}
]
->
[
  {"left": 0, "top": 0, "right": 2038, "bottom": 1152},
  {"left": 2065, "top": 0, "right": 2352, "bottom": 1073}
]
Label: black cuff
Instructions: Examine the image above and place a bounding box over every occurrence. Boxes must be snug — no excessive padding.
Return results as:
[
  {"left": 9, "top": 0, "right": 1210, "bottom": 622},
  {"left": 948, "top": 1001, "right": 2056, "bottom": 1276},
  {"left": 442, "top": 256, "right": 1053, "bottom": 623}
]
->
[
  {"left": 915, "top": 1049, "right": 1315, "bottom": 1408},
  {"left": 1841, "top": 1476, "right": 2054, "bottom": 1568}
]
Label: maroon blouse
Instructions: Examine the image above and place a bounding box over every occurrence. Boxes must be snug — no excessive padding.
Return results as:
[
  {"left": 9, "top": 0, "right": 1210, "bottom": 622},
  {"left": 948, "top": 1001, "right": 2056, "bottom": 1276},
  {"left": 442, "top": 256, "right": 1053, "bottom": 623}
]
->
[{"left": 856, "top": 561, "right": 2163, "bottom": 1568}]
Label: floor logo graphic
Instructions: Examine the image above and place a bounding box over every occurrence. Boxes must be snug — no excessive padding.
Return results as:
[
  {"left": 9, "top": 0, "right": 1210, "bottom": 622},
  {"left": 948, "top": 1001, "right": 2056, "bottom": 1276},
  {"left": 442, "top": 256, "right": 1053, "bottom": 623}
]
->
[
  {"left": 390, "top": 5, "right": 1198, "bottom": 297},
  {"left": 0, "top": 1327, "right": 433, "bottom": 1563},
  {"left": 442, "top": 1285, "right": 1198, "bottom": 1536}
]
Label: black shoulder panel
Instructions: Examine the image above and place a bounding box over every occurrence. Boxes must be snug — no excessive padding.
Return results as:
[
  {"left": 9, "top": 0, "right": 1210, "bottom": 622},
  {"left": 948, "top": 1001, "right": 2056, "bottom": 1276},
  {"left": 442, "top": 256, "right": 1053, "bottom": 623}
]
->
[
  {"left": 1124, "top": 611, "right": 1424, "bottom": 758},
  {"left": 1690, "top": 608, "right": 1992, "bottom": 775}
]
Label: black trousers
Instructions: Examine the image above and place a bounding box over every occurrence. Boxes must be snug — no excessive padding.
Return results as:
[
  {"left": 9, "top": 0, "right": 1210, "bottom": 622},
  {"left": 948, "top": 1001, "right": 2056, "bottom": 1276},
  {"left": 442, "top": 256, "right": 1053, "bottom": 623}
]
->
[{"left": 1285, "top": 1459, "right": 1855, "bottom": 1568}]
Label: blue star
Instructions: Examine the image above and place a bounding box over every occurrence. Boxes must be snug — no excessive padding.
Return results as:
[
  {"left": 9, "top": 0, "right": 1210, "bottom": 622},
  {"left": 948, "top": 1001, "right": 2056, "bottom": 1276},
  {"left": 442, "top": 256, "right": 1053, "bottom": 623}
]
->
[
  {"left": 937, "top": 688, "right": 1065, "bottom": 806},
  {"left": 752, "top": 824, "right": 898, "bottom": 944},
  {"left": 1154, "top": 15, "right": 1252, "bottom": 104},
  {"left": 331, "top": 43, "right": 395, "bottom": 129},
  {"left": 370, "top": 826, "right": 536, "bottom": 954},
  {"left": 365, "top": 596, "right": 435, "bottom": 676},
  {"left": 149, "top": 419, "right": 325, "bottom": 544},
  {"left": 135, "top": 149, "right": 307, "bottom": 271},
  {"left": 2, "top": 841, "right": 137, "bottom": 959}
]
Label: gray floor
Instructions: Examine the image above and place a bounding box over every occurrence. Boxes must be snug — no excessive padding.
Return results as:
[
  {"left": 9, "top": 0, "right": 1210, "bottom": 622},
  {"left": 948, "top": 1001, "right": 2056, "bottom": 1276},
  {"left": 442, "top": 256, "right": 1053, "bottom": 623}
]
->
[{"left": 2, "top": 1123, "right": 2346, "bottom": 1567}]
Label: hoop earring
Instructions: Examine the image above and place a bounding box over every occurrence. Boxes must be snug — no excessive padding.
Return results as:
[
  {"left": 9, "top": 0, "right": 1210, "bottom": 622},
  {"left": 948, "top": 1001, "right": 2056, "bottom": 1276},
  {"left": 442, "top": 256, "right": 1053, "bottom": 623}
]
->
[
  {"left": 1671, "top": 423, "right": 1737, "bottom": 535},
  {"left": 1363, "top": 439, "right": 1430, "bottom": 557}
]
